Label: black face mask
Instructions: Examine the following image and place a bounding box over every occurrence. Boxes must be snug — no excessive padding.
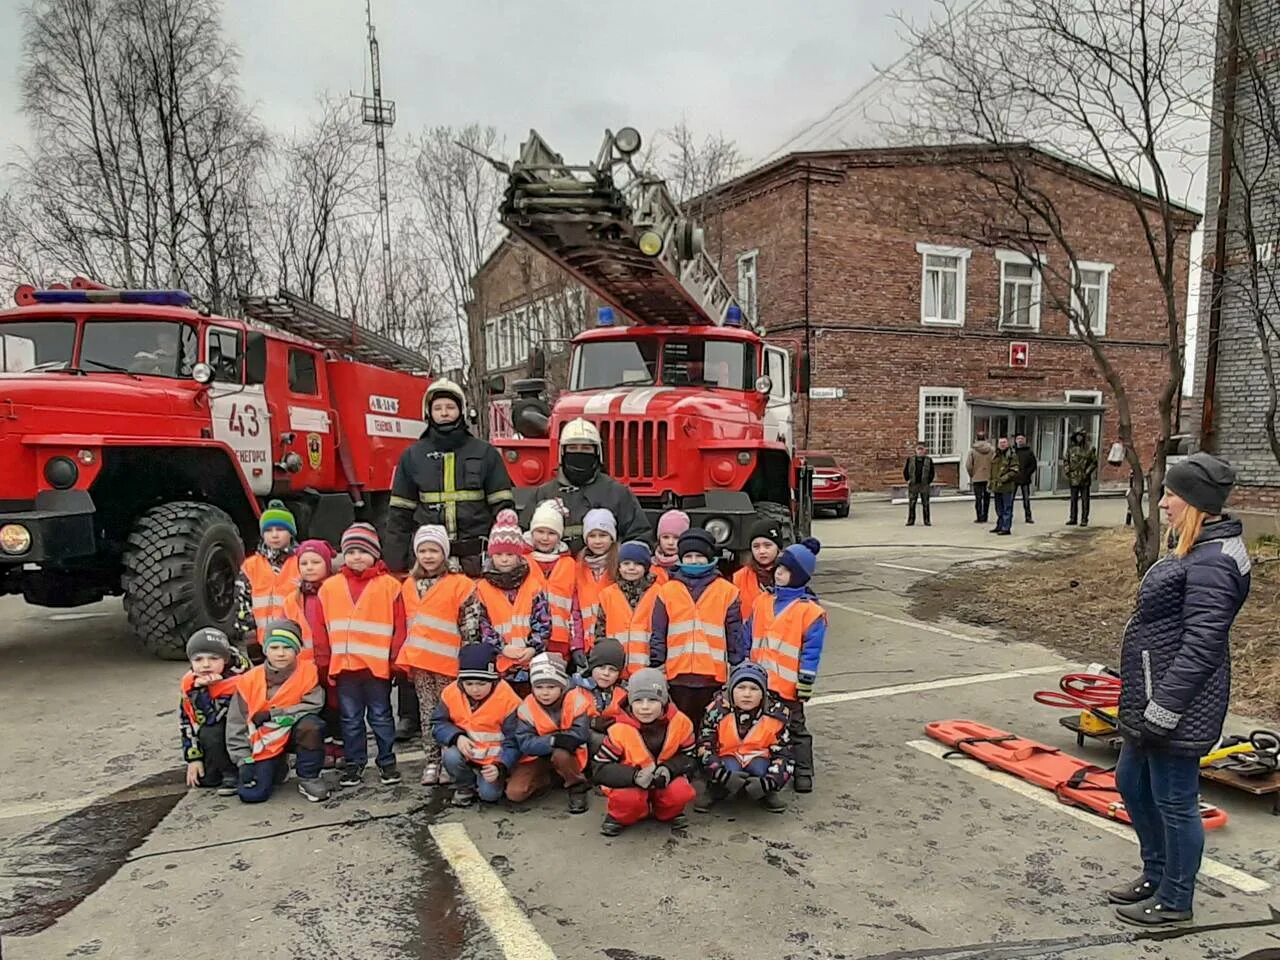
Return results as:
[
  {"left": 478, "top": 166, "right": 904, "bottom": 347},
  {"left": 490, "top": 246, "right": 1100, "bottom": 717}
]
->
[
  {"left": 428, "top": 416, "right": 468, "bottom": 451},
  {"left": 432, "top": 417, "right": 463, "bottom": 433},
  {"left": 562, "top": 451, "right": 600, "bottom": 486}
]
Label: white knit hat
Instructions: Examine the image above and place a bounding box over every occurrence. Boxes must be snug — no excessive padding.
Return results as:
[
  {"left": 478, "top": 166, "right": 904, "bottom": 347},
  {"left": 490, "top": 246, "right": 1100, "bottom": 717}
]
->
[
  {"left": 413, "top": 525, "right": 451, "bottom": 558},
  {"left": 528, "top": 652, "right": 569, "bottom": 689},
  {"left": 583, "top": 508, "right": 617, "bottom": 540},
  {"left": 529, "top": 499, "right": 566, "bottom": 537}
]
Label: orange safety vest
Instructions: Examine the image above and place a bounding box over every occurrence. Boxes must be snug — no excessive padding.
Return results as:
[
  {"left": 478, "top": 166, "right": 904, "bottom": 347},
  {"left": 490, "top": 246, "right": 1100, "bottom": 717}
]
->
[
  {"left": 319, "top": 573, "right": 401, "bottom": 679},
  {"left": 598, "top": 580, "right": 661, "bottom": 679},
  {"left": 476, "top": 576, "right": 542, "bottom": 676},
  {"left": 580, "top": 683, "right": 627, "bottom": 721},
  {"left": 651, "top": 566, "right": 670, "bottom": 585},
  {"left": 242, "top": 554, "right": 300, "bottom": 645},
  {"left": 716, "top": 711, "right": 785, "bottom": 767},
  {"left": 575, "top": 558, "right": 612, "bottom": 653},
  {"left": 237, "top": 658, "right": 320, "bottom": 761},
  {"left": 440, "top": 680, "right": 522, "bottom": 767},
  {"left": 732, "top": 566, "right": 768, "bottom": 622},
  {"left": 531, "top": 555, "right": 576, "bottom": 656},
  {"left": 180, "top": 672, "right": 242, "bottom": 727},
  {"left": 659, "top": 578, "right": 738, "bottom": 683},
  {"left": 602, "top": 712, "right": 694, "bottom": 793},
  {"left": 280, "top": 590, "right": 316, "bottom": 652},
  {"left": 396, "top": 574, "right": 474, "bottom": 677},
  {"left": 515, "top": 689, "right": 591, "bottom": 767},
  {"left": 749, "top": 593, "right": 825, "bottom": 700}
]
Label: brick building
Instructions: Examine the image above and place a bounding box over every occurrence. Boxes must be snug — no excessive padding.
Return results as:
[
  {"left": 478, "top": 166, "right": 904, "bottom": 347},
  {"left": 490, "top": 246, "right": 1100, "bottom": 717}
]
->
[
  {"left": 1190, "top": 0, "right": 1280, "bottom": 514},
  {"left": 696, "top": 144, "right": 1198, "bottom": 493},
  {"left": 469, "top": 143, "right": 1198, "bottom": 494}
]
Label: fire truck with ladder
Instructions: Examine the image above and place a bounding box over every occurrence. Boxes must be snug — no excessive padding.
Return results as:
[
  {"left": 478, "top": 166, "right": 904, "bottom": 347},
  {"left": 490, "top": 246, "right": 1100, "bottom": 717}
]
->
[
  {"left": 491, "top": 127, "right": 813, "bottom": 554},
  {"left": 0, "top": 284, "right": 432, "bottom": 658}
]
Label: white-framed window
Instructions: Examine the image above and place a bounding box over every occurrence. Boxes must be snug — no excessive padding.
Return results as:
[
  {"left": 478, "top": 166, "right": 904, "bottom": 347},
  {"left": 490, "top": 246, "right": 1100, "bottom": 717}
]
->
[
  {"left": 918, "top": 387, "right": 965, "bottom": 460},
  {"left": 736, "top": 249, "right": 758, "bottom": 322},
  {"left": 1065, "top": 389, "right": 1103, "bottom": 405},
  {"left": 1071, "top": 261, "right": 1113, "bottom": 336},
  {"left": 916, "top": 242, "right": 970, "bottom": 326},
  {"left": 996, "top": 250, "right": 1044, "bottom": 331},
  {"left": 485, "top": 319, "right": 498, "bottom": 369}
]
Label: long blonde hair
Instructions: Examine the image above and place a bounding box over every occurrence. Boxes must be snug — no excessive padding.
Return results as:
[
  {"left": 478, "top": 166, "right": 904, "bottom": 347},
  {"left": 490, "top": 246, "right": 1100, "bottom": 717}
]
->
[{"left": 1171, "top": 505, "right": 1209, "bottom": 558}]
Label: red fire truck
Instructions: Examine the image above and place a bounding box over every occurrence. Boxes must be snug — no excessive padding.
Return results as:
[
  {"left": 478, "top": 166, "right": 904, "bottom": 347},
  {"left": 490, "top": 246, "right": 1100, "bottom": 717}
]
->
[
  {"left": 491, "top": 128, "right": 812, "bottom": 553},
  {"left": 0, "top": 284, "right": 430, "bottom": 658}
]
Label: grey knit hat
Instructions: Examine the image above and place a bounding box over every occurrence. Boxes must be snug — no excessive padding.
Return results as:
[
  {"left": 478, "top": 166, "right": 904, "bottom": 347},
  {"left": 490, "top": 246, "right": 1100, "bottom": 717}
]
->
[
  {"left": 626, "top": 667, "right": 669, "bottom": 705},
  {"left": 1164, "top": 453, "right": 1236, "bottom": 515},
  {"left": 186, "top": 627, "right": 233, "bottom": 663}
]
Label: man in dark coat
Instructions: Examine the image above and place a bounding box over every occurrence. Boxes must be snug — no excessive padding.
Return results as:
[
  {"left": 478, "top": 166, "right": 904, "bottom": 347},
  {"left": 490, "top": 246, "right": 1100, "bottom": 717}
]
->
[
  {"left": 1014, "top": 433, "right": 1039, "bottom": 524},
  {"left": 989, "top": 437, "right": 1021, "bottom": 535},
  {"left": 522, "top": 417, "right": 652, "bottom": 552},
  {"left": 903, "top": 441, "right": 935, "bottom": 526},
  {"left": 1063, "top": 429, "right": 1098, "bottom": 526}
]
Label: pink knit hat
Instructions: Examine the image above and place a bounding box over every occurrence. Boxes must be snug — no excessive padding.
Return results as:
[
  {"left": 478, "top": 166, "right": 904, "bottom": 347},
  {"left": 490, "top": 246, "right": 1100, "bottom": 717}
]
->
[
  {"left": 487, "top": 509, "right": 527, "bottom": 556},
  {"left": 657, "top": 509, "right": 690, "bottom": 538},
  {"left": 297, "top": 539, "right": 336, "bottom": 565}
]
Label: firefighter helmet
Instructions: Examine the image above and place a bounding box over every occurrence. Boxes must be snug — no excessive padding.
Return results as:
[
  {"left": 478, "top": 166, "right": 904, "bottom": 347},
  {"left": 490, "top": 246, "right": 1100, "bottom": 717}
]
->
[
  {"left": 424, "top": 378, "right": 467, "bottom": 416},
  {"left": 559, "top": 417, "right": 601, "bottom": 452}
]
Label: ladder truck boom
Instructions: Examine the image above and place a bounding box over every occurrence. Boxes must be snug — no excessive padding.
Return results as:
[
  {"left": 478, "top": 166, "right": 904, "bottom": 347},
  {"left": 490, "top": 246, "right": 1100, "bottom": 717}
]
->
[{"left": 500, "top": 128, "right": 753, "bottom": 330}]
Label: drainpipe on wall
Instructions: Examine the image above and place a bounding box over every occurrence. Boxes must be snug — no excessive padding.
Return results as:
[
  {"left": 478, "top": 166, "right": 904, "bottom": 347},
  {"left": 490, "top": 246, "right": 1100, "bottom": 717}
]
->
[
  {"left": 803, "top": 168, "right": 813, "bottom": 448},
  {"left": 1200, "top": 0, "right": 1243, "bottom": 454}
]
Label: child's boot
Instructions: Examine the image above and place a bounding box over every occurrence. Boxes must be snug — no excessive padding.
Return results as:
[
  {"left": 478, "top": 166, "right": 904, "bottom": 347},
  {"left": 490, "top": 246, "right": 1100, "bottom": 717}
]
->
[
  {"left": 216, "top": 772, "right": 239, "bottom": 797},
  {"left": 379, "top": 763, "right": 403, "bottom": 786},
  {"left": 452, "top": 786, "right": 477, "bottom": 807},
  {"left": 298, "top": 778, "right": 331, "bottom": 803},
  {"left": 338, "top": 764, "right": 365, "bottom": 788},
  {"left": 793, "top": 773, "right": 813, "bottom": 793},
  {"left": 600, "top": 815, "right": 624, "bottom": 837},
  {"left": 760, "top": 791, "right": 788, "bottom": 813},
  {"left": 567, "top": 786, "right": 590, "bottom": 815}
]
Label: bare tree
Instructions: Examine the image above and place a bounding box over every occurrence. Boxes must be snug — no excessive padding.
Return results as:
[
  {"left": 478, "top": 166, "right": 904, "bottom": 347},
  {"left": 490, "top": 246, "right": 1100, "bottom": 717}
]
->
[
  {"left": 893, "top": 0, "right": 1214, "bottom": 573},
  {"left": 653, "top": 120, "right": 744, "bottom": 206}
]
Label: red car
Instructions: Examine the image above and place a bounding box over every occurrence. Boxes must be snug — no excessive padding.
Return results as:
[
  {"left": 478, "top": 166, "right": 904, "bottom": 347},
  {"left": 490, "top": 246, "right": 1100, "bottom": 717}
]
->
[{"left": 800, "top": 450, "right": 850, "bottom": 518}]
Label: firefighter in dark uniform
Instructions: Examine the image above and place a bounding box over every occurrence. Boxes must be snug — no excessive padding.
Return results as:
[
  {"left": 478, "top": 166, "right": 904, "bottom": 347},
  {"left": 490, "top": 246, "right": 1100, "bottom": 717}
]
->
[
  {"left": 385, "top": 378, "right": 514, "bottom": 737},
  {"left": 522, "top": 417, "right": 653, "bottom": 552}
]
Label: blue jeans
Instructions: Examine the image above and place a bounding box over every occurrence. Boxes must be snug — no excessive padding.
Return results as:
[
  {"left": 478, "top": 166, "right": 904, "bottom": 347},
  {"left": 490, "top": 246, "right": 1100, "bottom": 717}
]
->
[
  {"left": 237, "top": 715, "right": 326, "bottom": 803},
  {"left": 721, "top": 757, "right": 770, "bottom": 777},
  {"left": 995, "top": 492, "right": 1015, "bottom": 532},
  {"left": 442, "top": 746, "right": 505, "bottom": 802},
  {"left": 336, "top": 673, "right": 397, "bottom": 769},
  {"left": 1115, "top": 740, "right": 1204, "bottom": 911}
]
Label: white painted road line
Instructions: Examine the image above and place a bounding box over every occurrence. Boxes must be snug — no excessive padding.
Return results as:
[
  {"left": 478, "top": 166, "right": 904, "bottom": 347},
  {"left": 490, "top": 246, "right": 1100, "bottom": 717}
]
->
[
  {"left": 824, "top": 598, "right": 994, "bottom": 644},
  {"left": 907, "top": 739, "right": 1270, "bottom": 895},
  {"left": 876, "top": 562, "right": 940, "bottom": 575},
  {"left": 430, "top": 821, "right": 559, "bottom": 960},
  {"left": 809, "top": 664, "right": 1065, "bottom": 707}
]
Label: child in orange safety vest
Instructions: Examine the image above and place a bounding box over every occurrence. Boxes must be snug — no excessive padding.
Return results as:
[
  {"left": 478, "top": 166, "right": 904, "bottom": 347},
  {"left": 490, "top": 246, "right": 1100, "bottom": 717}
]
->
[
  {"left": 234, "top": 500, "right": 299, "bottom": 661},
  {"left": 569, "top": 508, "right": 617, "bottom": 673},
  {"left": 395, "top": 524, "right": 483, "bottom": 787},
  {"left": 179, "top": 627, "right": 250, "bottom": 796},
  {"left": 696, "top": 661, "right": 793, "bottom": 813},
  {"left": 573, "top": 637, "right": 629, "bottom": 761},
  {"left": 733, "top": 516, "right": 783, "bottom": 620},
  {"left": 320, "top": 523, "right": 406, "bottom": 790},
  {"left": 652, "top": 509, "right": 689, "bottom": 578},
  {"left": 592, "top": 667, "right": 698, "bottom": 836},
  {"left": 476, "top": 509, "right": 549, "bottom": 697},
  {"left": 594, "top": 540, "right": 662, "bottom": 678},
  {"left": 649, "top": 528, "right": 746, "bottom": 732},
  {"left": 748, "top": 537, "right": 826, "bottom": 795},
  {"left": 505, "top": 652, "right": 593, "bottom": 813},
  {"left": 282, "top": 538, "right": 342, "bottom": 764},
  {"left": 526, "top": 499, "right": 575, "bottom": 661},
  {"left": 433, "top": 643, "right": 522, "bottom": 806},
  {"left": 225, "top": 619, "right": 327, "bottom": 804}
]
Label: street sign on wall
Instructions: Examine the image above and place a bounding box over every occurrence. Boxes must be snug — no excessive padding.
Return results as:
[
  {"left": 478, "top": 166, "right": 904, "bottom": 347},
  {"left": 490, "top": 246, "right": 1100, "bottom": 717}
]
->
[{"left": 809, "top": 386, "right": 845, "bottom": 399}]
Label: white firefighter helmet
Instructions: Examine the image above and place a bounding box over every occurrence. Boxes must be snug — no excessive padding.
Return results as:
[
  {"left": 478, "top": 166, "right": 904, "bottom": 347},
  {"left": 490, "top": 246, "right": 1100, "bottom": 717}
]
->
[
  {"left": 559, "top": 417, "right": 601, "bottom": 452},
  {"left": 424, "top": 378, "right": 467, "bottom": 416}
]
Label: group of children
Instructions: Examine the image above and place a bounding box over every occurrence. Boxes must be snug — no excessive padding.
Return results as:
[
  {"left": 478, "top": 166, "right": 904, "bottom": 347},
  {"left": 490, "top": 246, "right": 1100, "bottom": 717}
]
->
[{"left": 179, "top": 498, "right": 828, "bottom": 834}]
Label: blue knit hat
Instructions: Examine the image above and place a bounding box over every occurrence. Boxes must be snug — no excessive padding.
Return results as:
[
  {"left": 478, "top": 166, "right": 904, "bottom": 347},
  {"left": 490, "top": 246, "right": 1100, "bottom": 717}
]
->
[
  {"left": 729, "top": 660, "right": 769, "bottom": 695},
  {"left": 778, "top": 537, "right": 821, "bottom": 587},
  {"left": 457, "top": 643, "right": 498, "bottom": 682},
  {"left": 618, "top": 540, "right": 651, "bottom": 569},
  {"left": 260, "top": 499, "right": 296, "bottom": 536}
]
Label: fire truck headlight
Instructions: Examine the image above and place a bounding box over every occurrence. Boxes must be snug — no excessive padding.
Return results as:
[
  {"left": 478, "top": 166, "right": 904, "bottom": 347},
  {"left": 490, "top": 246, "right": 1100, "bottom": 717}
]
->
[
  {"left": 638, "top": 230, "right": 664, "bottom": 257},
  {"left": 614, "top": 127, "right": 642, "bottom": 156},
  {"left": 192, "top": 363, "right": 214, "bottom": 386},
  {"left": 44, "top": 456, "right": 79, "bottom": 490},
  {"left": 520, "top": 458, "right": 543, "bottom": 483},
  {"left": 0, "top": 524, "right": 32, "bottom": 555},
  {"left": 754, "top": 375, "right": 772, "bottom": 395},
  {"left": 736, "top": 451, "right": 752, "bottom": 465},
  {"left": 709, "top": 458, "right": 736, "bottom": 486},
  {"left": 705, "top": 518, "right": 732, "bottom": 545}
]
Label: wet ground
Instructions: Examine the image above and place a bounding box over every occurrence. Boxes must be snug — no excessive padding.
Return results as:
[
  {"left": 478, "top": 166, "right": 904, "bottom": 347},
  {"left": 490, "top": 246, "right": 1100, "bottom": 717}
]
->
[{"left": 2, "top": 499, "right": 1277, "bottom": 960}]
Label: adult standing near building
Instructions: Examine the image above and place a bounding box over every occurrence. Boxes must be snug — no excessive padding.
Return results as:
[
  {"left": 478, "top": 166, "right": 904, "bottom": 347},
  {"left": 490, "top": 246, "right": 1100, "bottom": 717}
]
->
[
  {"left": 385, "top": 378, "right": 514, "bottom": 738},
  {"left": 1109, "top": 454, "right": 1250, "bottom": 926},
  {"left": 903, "top": 441, "right": 935, "bottom": 527},
  {"left": 1014, "top": 433, "right": 1039, "bottom": 524},
  {"left": 964, "top": 432, "right": 995, "bottom": 524},
  {"left": 1063, "top": 429, "right": 1098, "bottom": 526},
  {"left": 989, "top": 437, "right": 1021, "bottom": 535},
  {"left": 523, "top": 417, "right": 652, "bottom": 552}
]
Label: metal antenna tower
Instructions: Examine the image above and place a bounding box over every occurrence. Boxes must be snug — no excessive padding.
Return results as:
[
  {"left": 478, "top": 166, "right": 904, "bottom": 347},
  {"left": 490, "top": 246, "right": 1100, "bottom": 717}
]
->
[{"left": 355, "top": 0, "right": 396, "bottom": 334}]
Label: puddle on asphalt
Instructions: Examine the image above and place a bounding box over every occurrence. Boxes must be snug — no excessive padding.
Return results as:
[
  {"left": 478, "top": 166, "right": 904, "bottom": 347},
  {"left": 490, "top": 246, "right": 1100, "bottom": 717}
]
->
[
  {"left": 0, "top": 769, "right": 187, "bottom": 936},
  {"left": 406, "top": 790, "right": 485, "bottom": 960}
]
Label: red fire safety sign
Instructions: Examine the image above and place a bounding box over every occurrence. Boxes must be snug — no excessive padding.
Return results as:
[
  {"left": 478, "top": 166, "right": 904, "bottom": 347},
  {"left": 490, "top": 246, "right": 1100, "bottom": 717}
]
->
[{"left": 1009, "top": 341, "right": 1029, "bottom": 368}]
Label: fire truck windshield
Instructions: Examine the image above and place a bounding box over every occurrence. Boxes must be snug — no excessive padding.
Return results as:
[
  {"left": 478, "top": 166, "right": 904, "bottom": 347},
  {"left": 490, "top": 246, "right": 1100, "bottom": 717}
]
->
[
  {"left": 0, "top": 320, "right": 75, "bottom": 372},
  {"left": 570, "top": 336, "right": 755, "bottom": 392},
  {"left": 81, "top": 320, "right": 198, "bottom": 378},
  {"left": 571, "top": 339, "right": 658, "bottom": 389}
]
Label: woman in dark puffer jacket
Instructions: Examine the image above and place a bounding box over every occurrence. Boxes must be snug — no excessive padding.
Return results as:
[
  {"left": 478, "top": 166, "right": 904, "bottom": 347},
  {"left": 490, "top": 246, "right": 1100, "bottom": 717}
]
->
[{"left": 1109, "top": 453, "right": 1251, "bottom": 927}]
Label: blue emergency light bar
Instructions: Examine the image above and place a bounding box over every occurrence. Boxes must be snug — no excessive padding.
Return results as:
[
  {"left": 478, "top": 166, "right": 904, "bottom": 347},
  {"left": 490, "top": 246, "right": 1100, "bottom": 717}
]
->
[
  {"left": 596, "top": 306, "right": 616, "bottom": 326},
  {"left": 724, "top": 305, "right": 743, "bottom": 327},
  {"left": 29, "top": 288, "right": 194, "bottom": 308}
]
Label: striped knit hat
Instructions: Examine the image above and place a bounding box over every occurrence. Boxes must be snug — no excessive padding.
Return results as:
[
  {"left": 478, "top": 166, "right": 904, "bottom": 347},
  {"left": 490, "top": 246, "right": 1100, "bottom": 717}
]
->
[
  {"left": 341, "top": 522, "right": 381, "bottom": 560},
  {"left": 487, "top": 509, "right": 526, "bottom": 556},
  {"left": 263, "top": 618, "right": 303, "bottom": 653},
  {"left": 260, "top": 500, "right": 296, "bottom": 536}
]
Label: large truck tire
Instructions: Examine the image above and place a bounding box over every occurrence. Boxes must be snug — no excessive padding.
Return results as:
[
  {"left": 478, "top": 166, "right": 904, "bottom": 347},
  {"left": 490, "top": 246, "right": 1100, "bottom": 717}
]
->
[
  {"left": 122, "top": 501, "right": 245, "bottom": 660},
  {"left": 756, "top": 500, "right": 796, "bottom": 544}
]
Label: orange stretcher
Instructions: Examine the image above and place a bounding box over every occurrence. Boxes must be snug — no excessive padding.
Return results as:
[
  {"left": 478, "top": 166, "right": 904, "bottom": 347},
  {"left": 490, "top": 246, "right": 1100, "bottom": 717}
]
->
[{"left": 925, "top": 719, "right": 1229, "bottom": 831}]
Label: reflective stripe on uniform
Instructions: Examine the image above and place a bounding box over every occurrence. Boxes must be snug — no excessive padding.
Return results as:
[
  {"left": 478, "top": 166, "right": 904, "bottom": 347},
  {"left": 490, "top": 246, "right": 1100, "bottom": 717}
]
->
[
  {"left": 402, "top": 635, "right": 461, "bottom": 659},
  {"left": 251, "top": 724, "right": 292, "bottom": 757},
  {"left": 410, "top": 613, "right": 461, "bottom": 636},
  {"left": 390, "top": 495, "right": 417, "bottom": 510},
  {"left": 486, "top": 489, "right": 515, "bottom": 505},
  {"left": 666, "top": 619, "right": 726, "bottom": 639},
  {"left": 331, "top": 639, "right": 395, "bottom": 660},
  {"left": 329, "top": 618, "right": 394, "bottom": 637}
]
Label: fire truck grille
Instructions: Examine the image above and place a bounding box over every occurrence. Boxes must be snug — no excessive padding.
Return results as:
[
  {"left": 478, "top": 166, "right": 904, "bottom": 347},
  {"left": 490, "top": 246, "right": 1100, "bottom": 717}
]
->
[{"left": 597, "top": 419, "right": 669, "bottom": 486}]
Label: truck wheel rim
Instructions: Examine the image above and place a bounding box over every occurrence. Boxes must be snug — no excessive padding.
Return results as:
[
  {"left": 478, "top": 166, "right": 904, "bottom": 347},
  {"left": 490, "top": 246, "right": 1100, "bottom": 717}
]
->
[{"left": 203, "top": 545, "right": 237, "bottom": 618}]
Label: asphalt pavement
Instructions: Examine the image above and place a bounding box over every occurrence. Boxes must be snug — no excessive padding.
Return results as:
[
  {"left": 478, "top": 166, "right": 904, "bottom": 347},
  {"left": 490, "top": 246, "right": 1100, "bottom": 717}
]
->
[{"left": 2, "top": 497, "right": 1277, "bottom": 960}]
